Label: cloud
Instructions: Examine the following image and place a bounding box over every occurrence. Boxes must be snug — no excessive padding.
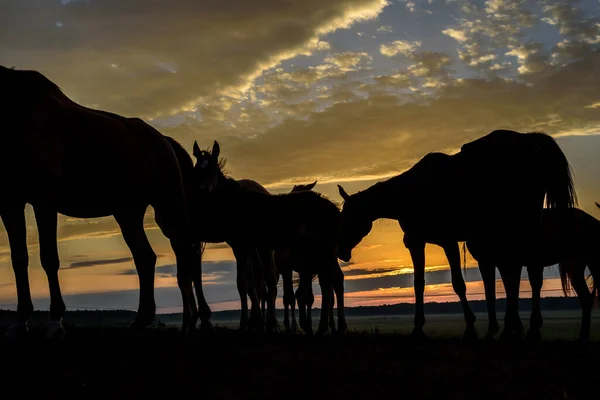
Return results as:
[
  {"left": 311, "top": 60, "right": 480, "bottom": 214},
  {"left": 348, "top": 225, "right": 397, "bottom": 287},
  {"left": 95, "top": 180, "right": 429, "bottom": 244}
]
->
[
  {"left": 119, "top": 260, "right": 237, "bottom": 281},
  {"left": 0, "top": 0, "right": 390, "bottom": 119},
  {"left": 380, "top": 40, "right": 421, "bottom": 57},
  {"left": 68, "top": 257, "right": 133, "bottom": 269},
  {"left": 181, "top": 47, "right": 600, "bottom": 192}
]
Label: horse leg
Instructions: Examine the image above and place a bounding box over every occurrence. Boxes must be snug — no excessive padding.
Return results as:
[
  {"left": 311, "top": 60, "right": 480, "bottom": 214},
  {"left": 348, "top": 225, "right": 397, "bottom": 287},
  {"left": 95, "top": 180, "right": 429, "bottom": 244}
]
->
[
  {"left": 282, "top": 266, "right": 295, "bottom": 332},
  {"left": 525, "top": 265, "right": 544, "bottom": 343},
  {"left": 295, "top": 282, "right": 307, "bottom": 333},
  {"left": 479, "top": 262, "right": 499, "bottom": 341},
  {"left": 247, "top": 250, "right": 265, "bottom": 334},
  {"left": 315, "top": 272, "right": 333, "bottom": 337},
  {"left": 1, "top": 204, "right": 33, "bottom": 339},
  {"left": 232, "top": 246, "right": 251, "bottom": 333},
  {"left": 569, "top": 264, "right": 593, "bottom": 344},
  {"left": 331, "top": 260, "right": 347, "bottom": 335},
  {"left": 114, "top": 209, "right": 159, "bottom": 335},
  {"left": 190, "top": 242, "right": 212, "bottom": 331},
  {"left": 443, "top": 241, "right": 476, "bottom": 341},
  {"left": 298, "top": 272, "right": 314, "bottom": 336},
  {"left": 328, "top": 285, "right": 337, "bottom": 334},
  {"left": 405, "top": 236, "right": 427, "bottom": 340},
  {"left": 260, "top": 249, "right": 279, "bottom": 334},
  {"left": 498, "top": 264, "right": 524, "bottom": 343},
  {"left": 33, "top": 207, "right": 66, "bottom": 339}
]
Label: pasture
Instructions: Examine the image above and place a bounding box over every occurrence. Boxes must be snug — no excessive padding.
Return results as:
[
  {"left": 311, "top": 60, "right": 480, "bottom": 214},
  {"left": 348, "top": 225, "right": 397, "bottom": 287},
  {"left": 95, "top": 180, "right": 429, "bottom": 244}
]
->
[{"left": 1, "top": 309, "right": 598, "bottom": 399}]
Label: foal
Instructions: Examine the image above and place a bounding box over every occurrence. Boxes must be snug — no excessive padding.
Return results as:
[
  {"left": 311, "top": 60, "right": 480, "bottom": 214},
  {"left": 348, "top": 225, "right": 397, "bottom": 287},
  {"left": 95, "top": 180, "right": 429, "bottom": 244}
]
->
[
  {"left": 274, "top": 181, "right": 336, "bottom": 334},
  {"left": 192, "top": 141, "right": 347, "bottom": 335},
  {"left": 468, "top": 207, "right": 599, "bottom": 342}
]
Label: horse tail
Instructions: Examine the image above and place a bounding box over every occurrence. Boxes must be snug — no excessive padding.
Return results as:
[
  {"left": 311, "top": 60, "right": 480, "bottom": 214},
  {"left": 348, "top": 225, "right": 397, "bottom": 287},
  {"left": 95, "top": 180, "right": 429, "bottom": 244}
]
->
[
  {"left": 529, "top": 133, "right": 578, "bottom": 209},
  {"left": 558, "top": 261, "right": 572, "bottom": 297}
]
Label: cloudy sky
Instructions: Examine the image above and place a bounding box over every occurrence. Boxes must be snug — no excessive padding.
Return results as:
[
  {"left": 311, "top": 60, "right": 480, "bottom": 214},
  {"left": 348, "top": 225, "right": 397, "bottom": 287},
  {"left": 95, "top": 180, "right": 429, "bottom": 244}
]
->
[{"left": 1, "top": 0, "right": 600, "bottom": 315}]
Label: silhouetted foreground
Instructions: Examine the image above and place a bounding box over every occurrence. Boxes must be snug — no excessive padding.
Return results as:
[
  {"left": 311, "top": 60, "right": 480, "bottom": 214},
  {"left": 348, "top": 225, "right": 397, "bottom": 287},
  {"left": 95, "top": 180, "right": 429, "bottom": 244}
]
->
[{"left": 0, "top": 325, "right": 598, "bottom": 399}]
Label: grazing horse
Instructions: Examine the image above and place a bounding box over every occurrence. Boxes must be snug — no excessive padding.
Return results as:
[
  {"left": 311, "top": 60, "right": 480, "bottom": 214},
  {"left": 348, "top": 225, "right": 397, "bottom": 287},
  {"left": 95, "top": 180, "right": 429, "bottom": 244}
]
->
[
  {"left": 192, "top": 141, "right": 346, "bottom": 336},
  {"left": 337, "top": 130, "right": 577, "bottom": 342},
  {"left": 468, "top": 207, "right": 599, "bottom": 343},
  {"left": 0, "top": 65, "right": 206, "bottom": 338},
  {"left": 274, "top": 181, "right": 335, "bottom": 334}
]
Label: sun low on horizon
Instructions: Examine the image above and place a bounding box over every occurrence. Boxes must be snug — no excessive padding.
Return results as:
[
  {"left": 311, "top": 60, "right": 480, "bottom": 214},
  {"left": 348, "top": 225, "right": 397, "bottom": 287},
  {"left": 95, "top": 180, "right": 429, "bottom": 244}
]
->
[{"left": 1, "top": 0, "right": 600, "bottom": 313}]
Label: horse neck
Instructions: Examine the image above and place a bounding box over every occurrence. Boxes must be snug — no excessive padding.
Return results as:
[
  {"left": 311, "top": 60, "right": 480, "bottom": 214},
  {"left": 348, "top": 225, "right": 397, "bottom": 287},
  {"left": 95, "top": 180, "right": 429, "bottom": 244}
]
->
[
  {"left": 358, "top": 180, "right": 401, "bottom": 221},
  {"left": 217, "top": 173, "right": 272, "bottom": 219}
]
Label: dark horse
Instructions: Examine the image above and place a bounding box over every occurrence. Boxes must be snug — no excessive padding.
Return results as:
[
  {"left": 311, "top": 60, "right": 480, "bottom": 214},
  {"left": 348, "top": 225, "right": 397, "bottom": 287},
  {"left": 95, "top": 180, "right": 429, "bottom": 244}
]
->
[
  {"left": 196, "top": 174, "right": 278, "bottom": 334},
  {"left": 0, "top": 65, "right": 208, "bottom": 338},
  {"left": 468, "top": 207, "right": 599, "bottom": 343},
  {"left": 274, "top": 181, "right": 336, "bottom": 334},
  {"left": 337, "top": 130, "right": 577, "bottom": 341},
  {"left": 192, "top": 141, "right": 346, "bottom": 335}
]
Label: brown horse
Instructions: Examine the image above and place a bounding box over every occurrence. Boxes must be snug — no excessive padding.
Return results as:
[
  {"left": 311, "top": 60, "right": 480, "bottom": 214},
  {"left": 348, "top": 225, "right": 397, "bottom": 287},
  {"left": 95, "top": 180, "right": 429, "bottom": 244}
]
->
[
  {"left": 273, "top": 181, "right": 335, "bottom": 334},
  {"left": 337, "top": 130, "right": 577, "bottom": 342},
  {"left": 468, "top": 207, "right": 599, "bottom": 343},
  {"left": 192, "top": 141, "right": 346, "bottom": 336},
  {"left": 0, "top": 65, "right": 207, "bottom": 338}
]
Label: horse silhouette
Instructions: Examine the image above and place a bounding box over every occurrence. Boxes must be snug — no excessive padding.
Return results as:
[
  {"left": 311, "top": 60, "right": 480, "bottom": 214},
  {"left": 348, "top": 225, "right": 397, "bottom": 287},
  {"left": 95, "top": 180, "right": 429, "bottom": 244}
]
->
[
  {"left": 469, "top": 207, "right": 599, "bottom": 343},
  {"left": 337, "top": 129, "right": 577, "bottom": 342},
  {"left": 273, "top": 181, "right": 336, "bottom": 334},
  {"left": 193, "top": 172, "right": 278, "bottom": 334},
  {"left": 0, "top": 65, "right": 206, "bottom": 338},
  {"left": 192, "top": 141, "right": 346, "bottom": 335}
]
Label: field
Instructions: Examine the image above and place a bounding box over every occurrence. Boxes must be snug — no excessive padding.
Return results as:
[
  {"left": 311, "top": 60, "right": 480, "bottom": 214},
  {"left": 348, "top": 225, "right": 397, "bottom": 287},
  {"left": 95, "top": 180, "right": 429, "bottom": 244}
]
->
[{"left": 1, "top": 309, "right": 599, "bottom": 399}]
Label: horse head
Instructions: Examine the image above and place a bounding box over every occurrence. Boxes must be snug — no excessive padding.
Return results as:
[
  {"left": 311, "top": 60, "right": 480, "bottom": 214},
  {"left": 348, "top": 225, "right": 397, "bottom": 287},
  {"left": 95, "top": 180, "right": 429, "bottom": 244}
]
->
[
  {"left": 192, "top": 140, "right": 221, "bottom": 194},
  {"left": 336, "top": 184, "right": 373, "bottom": 262}
]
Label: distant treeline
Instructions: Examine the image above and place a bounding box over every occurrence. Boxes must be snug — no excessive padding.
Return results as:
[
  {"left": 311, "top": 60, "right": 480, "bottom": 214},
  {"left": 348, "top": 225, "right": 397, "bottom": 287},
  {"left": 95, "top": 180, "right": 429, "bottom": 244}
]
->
[{"left": 0, "top": 296, "right": 590, "bottom": 326}]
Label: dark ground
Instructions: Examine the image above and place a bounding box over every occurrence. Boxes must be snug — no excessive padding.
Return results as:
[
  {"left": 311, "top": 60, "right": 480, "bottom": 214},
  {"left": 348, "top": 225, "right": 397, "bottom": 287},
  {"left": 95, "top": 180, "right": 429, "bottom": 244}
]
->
[{"left": 0, "top": 323, "right": 598, "bottom": 400}]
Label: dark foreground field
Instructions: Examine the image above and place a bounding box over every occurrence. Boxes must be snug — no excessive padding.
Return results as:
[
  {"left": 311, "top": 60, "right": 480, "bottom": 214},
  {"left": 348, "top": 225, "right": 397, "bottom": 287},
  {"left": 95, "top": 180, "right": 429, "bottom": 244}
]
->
[{"left": 1, "top": 314, "right": 599, "bottom": 400}]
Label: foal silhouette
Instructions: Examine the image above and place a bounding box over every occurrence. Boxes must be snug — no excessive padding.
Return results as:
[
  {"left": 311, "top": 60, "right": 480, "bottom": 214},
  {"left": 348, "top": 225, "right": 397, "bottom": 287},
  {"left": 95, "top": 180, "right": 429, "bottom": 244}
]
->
[
  {"left": 274, "top": 181, "right": 336, "bottom": 334},
  {"left": 192, "top": 141, "right": 346, "bottom": 335},
  {"left": 0, "top": 65, "right": 204, "bottom": 337},
  {"left": 337, "top": 130, "right": 577, "bottom": 342}
]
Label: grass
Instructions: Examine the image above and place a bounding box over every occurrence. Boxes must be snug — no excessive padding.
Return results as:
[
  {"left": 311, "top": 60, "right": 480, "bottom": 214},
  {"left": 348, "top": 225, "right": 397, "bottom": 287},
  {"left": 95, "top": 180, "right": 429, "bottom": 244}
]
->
[{"left": 0, "top": 309, "right": 599, "bottom": 399}]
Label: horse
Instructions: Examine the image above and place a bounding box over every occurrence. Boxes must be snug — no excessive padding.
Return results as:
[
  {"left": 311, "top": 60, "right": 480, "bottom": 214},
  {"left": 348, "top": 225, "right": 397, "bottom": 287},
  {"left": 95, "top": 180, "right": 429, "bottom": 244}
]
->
[
  {"left": 0, "top": 65, "right": 207, "bottom": 338},
  {"left": 337, "top": 129, "right": 577, "bottom": 342},
  {"left": 273, "top": 181, "right": 336, "bottom": 334},
  {"left": 192, "top": 141, "right": 347, "bottom": 336},
  {"left": 198, "top": 176, "right": 278, "bottom": 334},
  {"left": 468, "top": 207, "right": 599, "bottom": 343}
]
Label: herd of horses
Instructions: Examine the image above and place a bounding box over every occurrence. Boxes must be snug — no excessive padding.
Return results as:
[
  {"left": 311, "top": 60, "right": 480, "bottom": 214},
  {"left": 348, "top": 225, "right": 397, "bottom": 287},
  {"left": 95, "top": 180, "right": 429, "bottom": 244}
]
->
[{"left": 1, "top": 65, "right": 598, "bottom": 344}]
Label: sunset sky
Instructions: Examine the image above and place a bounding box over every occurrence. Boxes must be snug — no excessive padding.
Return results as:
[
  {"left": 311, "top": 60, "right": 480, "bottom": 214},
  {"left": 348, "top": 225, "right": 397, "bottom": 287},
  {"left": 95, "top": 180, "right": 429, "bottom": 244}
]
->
[{"left": 1, "top": 0, "right": 600, "bottom": 315}]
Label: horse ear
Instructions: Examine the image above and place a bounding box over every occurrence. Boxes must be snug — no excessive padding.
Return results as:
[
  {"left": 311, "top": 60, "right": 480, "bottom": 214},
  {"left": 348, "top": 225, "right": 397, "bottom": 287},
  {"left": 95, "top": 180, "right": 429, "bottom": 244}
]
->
[
  {"left": 307, "top": 181, "right": 317, "bottom": 190},
  {"left": 193, "top": 141, "right": 201, "bottom": 159},
  {"left": 338, "top": 184, "right": 350, "bottom": 201},
  {"left": 212, "top": 140, "right": 220, "bottom": 159}
]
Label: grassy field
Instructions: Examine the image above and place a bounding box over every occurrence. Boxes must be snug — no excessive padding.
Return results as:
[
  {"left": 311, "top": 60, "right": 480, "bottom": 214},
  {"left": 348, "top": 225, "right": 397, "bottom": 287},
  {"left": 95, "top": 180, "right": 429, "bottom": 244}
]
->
[{"left": 0, "top": 309, "right": 599, "bottom": 399}]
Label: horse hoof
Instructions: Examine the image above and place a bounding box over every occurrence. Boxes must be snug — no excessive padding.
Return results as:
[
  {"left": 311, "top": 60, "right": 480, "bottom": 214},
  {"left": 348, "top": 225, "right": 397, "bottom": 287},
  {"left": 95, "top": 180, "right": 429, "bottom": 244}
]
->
[
  {"left": 44, "top": 320, "right": 66, "bottom": 340},
  {"left": 576, "top": 336, "right": 589, "bottom": 347},
  {"left": 499, "top": 330, "right": 523, "bottom": 345},
  {"left": 411, "top": 329, "right": 427, "bottom": 343},
  {"left": 461, "top": 328, "right": 478, "bottom": 343},
  {"left": 525, "top": 329, "right": 542, "bottom": 344},
  {"left": 177, "top": 324, "right": 196, "bottom": 339},
  {"left": 199, "top": 320, "right": 213, "bottom": 332},
  {"left": 484, "top": 333, "right": 496, "bottom": 344},
  {"left": 4, "top": 322, "right": 29, "bottom": 340}
]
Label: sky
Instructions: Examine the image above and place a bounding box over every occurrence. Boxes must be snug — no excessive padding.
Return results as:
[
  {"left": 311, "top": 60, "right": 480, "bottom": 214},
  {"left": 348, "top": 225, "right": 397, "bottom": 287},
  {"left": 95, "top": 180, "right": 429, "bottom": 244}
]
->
[{"left": 1, "top": 0, "right": 600, "bottom": 315}]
